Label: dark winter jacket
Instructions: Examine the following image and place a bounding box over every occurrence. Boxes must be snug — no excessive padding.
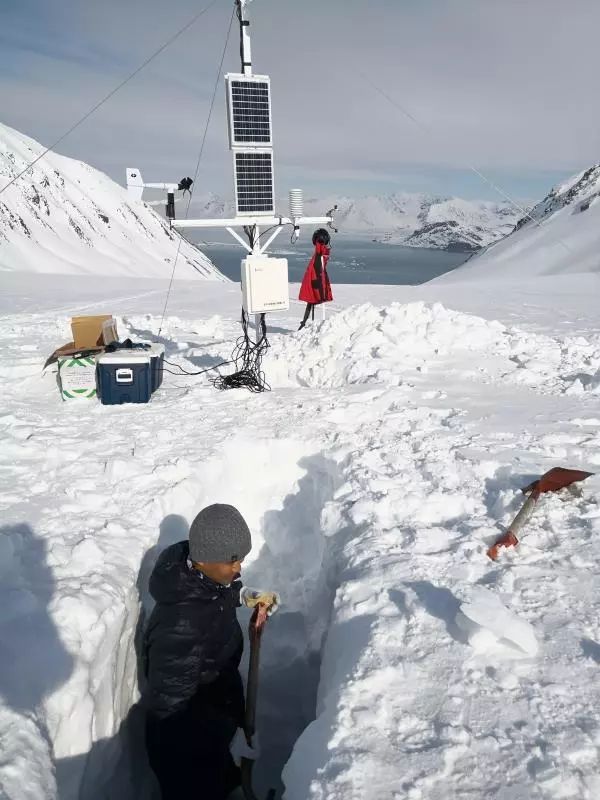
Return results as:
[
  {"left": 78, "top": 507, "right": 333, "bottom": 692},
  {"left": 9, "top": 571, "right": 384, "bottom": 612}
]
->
[{"left": 142, "top": 541, "right": 245, "bottom": 724}]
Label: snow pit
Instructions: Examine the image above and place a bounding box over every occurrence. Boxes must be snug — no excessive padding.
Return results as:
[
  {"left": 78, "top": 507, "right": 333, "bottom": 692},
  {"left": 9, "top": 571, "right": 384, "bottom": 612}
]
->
[{"left": 0, "top": 437, "right": 345, "bottom": 800}]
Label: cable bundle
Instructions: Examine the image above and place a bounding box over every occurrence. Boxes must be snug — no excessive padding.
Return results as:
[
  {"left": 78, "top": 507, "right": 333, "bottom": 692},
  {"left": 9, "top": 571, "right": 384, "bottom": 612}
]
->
[
  {"left": 211, "top": 310, "right": 271, "bottom": 393},
  {"left": 161, "top": 308, "right": 270, "bottom": 393}
]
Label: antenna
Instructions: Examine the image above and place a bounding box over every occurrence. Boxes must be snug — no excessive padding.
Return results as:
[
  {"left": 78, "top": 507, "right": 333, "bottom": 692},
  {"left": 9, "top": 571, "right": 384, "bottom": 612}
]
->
[{"left": 170, "top": 0, "right": 336, "bottom": 337}]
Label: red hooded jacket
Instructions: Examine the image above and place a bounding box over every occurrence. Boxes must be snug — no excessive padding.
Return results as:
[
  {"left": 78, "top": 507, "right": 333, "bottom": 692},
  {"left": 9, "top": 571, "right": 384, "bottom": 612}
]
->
[{"left": 299, "top": 243, "right": 332, "bottom": 304}]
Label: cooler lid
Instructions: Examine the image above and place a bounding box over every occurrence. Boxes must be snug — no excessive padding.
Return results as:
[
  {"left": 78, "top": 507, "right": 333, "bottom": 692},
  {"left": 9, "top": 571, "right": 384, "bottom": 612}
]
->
[{"left": 97, "top": 351, "right": 151, "bottom": 365}]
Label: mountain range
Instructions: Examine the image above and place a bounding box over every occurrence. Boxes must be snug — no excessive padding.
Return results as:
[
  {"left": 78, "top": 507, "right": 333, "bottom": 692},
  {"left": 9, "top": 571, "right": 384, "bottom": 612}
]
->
[
  {"left": 190, "top": 191, "right": 523, "bottom": 252},
  {"left": 0, "top": 123, "right": 223, "bottom": 280},
  {"left": 441, "top": 163, "right": 600, "bottom": 281}
]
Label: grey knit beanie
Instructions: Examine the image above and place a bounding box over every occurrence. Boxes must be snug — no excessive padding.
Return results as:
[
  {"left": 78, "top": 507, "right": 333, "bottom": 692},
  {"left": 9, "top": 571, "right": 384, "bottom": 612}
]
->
[{"left": 188, "top": 504, "right": 252, "bottom": 563}]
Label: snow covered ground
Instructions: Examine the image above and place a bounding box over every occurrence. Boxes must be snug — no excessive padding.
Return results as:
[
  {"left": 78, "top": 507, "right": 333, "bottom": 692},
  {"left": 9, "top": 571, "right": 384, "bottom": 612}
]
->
[{"left": 1, "top": 254, "right": 599, "bottom": 799}]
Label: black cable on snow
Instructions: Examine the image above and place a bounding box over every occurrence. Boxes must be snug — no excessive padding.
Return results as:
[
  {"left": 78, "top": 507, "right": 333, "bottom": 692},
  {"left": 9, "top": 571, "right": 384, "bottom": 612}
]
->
[
  {"left": 210, "top": 310, "right": 271, "bottom": 393},
  {"left": 161, "top": 307, "right": 270, "bottom": 393}
]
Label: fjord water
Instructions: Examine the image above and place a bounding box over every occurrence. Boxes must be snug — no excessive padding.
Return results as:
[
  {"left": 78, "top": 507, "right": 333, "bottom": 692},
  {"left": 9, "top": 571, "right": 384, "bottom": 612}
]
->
[{"left": 194, "top": 236, "right": 470, "bottom": 285}]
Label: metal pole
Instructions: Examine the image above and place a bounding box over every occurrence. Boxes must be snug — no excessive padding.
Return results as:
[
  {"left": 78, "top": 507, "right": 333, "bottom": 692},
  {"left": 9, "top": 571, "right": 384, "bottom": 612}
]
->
[
  {"left": 226, "top": 226, "right": 253, "bottom": 253},
  {"left": 257, "top": 226, "right": 283, "bottom": 255},
  {"left": 254, "top": 314, "right": 262, "bottom": 343},
  {"left": 237, "top": 0, "right": 253, "bottom": 76},
  {"left": 237, "top": 0, "right": 260, "bottom": 343},
  {"left": 252, "top": 224, "right": 262, "bottom": 342}
]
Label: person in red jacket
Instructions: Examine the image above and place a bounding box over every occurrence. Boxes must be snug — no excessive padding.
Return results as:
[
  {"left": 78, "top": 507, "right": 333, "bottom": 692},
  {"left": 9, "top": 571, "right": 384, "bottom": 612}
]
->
[{"left": 298, "top": 228, "right": 333, "bottom": 330}]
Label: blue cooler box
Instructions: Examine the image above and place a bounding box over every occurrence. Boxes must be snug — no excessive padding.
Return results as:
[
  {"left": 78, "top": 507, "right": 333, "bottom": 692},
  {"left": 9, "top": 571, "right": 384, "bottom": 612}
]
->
[{"left": 96, "top": 351, "right": 152, "bottom": 405}]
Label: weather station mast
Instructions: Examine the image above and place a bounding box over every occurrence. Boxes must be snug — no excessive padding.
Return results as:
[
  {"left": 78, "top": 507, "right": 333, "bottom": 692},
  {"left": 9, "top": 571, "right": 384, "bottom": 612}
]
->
[{"left": 169, "top": 0, "right": 336, "bottom": 337}]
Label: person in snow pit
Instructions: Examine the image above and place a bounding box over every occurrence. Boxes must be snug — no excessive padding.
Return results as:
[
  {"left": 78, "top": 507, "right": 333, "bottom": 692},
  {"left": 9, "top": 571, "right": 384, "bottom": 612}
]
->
[
  {"left": 298, "top": 227, "right": 333, "bottom": 330},
  {"left": 142, "top": 503, "right": 280, "bottom": 800}
]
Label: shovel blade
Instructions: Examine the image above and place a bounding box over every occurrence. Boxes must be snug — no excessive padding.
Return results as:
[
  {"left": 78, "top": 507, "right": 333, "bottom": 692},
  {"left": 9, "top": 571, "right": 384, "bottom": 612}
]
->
[{"left": 523, "top": 467, "right": 593, "bottom": 496}]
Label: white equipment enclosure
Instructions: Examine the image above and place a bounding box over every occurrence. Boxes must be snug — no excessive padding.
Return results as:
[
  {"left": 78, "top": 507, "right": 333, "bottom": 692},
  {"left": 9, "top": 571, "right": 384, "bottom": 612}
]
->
[{"left": 241, "top": 256, "right": 289, "bottom": 315}]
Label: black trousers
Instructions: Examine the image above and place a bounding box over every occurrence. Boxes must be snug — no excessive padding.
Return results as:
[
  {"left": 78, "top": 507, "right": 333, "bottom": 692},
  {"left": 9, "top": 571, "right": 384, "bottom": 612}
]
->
[
  {"left": 299, "top": 303, "right": 316, "bottom": 329},
  {"left": 146, "top": 708, "right": 240, "bottom": 800}
]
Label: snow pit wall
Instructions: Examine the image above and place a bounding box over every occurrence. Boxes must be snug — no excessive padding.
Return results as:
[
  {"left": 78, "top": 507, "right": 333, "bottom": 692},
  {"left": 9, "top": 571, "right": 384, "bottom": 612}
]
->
[{"left": 47, "top": 436, "right": 346, "bottom": 800}]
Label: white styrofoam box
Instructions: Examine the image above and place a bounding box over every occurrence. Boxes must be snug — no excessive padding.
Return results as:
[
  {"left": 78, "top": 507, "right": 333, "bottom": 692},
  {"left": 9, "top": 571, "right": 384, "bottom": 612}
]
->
[
  {"left": 241, "top": 256, "right": 290, "bottom": 315},
  {"left": 58, "top": 355, "right": 97, "bottom": 400}
]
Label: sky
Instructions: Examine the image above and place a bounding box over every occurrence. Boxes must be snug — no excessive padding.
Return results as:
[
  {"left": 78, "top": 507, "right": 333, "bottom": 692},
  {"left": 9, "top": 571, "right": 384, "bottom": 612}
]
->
[{"left": 1, "top": 0, "right": 600, "bottom": 207}]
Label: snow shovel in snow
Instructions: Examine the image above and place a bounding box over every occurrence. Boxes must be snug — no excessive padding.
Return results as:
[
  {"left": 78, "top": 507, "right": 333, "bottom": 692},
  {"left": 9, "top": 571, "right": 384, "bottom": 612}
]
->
[
  {"left": 486, "top": 467, "right": 593, "bottom": 560},
  {"left": 241, "top": 604, "right": 276, "bottom": 800}
]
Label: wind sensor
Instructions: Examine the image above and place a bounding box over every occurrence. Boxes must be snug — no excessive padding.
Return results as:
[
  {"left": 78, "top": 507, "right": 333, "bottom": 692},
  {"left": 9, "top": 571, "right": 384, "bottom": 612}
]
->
[{"left": 126, "top": 169, "right": 193, "bottom": 220}]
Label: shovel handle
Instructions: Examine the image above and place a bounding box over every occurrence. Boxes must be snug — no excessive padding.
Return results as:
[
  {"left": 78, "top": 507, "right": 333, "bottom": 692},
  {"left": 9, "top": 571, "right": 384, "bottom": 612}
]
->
[
  {"left": 241, "top": 605, "right": 270, "bottom": 800},
  {"left": 506, "top": 492, "right": 539, "bottom": 539},
  {"left": 244, "top": 605, "right": 269, "bottom": 737},
  {"left": 487, "top": 493, "right": 538, "bottom": 560}
]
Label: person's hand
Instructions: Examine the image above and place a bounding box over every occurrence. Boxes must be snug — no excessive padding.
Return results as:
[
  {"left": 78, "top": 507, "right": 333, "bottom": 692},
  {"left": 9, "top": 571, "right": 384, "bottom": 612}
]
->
[
  {"left": 240, "top": 586, "right": 280, "bottom": 616},
  {"left": 230, "top": 728, "right": 261, "bottom": 766}
]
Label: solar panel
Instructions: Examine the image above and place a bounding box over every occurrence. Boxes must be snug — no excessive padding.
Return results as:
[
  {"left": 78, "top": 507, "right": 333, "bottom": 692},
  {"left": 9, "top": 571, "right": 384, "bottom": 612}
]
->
[
  {"left": 233, "top": 150, "right": 274, "bottom": 215},
  {"left": 226, "top": 74, "right": 273, "bottom": 148}
]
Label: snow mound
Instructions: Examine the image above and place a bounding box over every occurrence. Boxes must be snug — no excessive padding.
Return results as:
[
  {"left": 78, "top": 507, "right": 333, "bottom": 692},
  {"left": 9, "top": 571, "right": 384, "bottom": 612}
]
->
[
  {"left": 440, "top": 164, "right": 600, "bottom": 281},
  {"left": 457, "top": 587, "right": 538, "bottom": 657},
  {"left": 266, "top": 301, "right": 600, "bottom": 395},
  {"left": 0, "top": 122, "right": 224, "bottom": 280},
  {"left": 267, "top": 302, "right": 505, "bottom": 388}
]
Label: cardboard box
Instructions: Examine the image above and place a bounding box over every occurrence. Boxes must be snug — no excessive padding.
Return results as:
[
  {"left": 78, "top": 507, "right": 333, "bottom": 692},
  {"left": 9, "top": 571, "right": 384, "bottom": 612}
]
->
[
  {"left": 58, "top": 355, "right": 98, "bottom": 400},
  {"left": 44, "top": 343, "right": 104, "bottom": 370},
  {"left": 71, "top": 315, "right": 118, "bottom": 348}
]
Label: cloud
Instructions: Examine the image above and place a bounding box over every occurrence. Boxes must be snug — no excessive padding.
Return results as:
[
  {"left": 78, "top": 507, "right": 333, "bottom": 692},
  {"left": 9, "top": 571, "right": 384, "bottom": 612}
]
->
[{"left": 2, "top": 0, "right": 599, "bottom": 202}]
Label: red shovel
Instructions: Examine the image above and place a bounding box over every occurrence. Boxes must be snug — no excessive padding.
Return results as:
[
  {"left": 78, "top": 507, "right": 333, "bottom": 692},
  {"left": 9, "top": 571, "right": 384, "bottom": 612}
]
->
[{"left": 487, "top": 467, "right": 593, "bottom": 561}]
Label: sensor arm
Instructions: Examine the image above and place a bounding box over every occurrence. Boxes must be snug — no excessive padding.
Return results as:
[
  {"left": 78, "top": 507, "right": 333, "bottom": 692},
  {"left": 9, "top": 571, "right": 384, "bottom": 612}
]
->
[{"left": 171, "top": 215, "right": 333, "bottom": 229}]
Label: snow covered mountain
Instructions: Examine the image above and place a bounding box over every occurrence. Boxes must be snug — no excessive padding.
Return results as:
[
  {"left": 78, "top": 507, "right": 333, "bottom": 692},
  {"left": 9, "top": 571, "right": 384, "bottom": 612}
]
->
[
  {"left": 513, "top": 164, "right": 600, "bottom": 232},
  {"left": 441, "top": 164, "right": 600, "bottom": 281},
  {"left": 0, "top": 123, "right": 224, "bottom": 280},
  {"left": 303, "top": 193, "right": 521, "bottom": 252},
  {"left": 192, "top": 191, "right": 521, "bottom": 252}
]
